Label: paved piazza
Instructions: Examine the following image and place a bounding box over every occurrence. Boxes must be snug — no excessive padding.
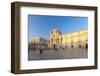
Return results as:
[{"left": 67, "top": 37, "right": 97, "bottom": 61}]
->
[{"left": 28, "top": 48, "right": 88, "bottom": 61}]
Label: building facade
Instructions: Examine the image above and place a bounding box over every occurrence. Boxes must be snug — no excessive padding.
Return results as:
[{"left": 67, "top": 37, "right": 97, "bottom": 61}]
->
[
  {"left": 31, "top": 37, "right": 47, "bottom": 44},
  {"left": 49, "top": 29, "right": 88, "bottom": 49},
  {"left": 30, "top": 29, "right": 88, "bottom": 50},
  {"left": 49, "top": 29, "right": 62, "bottom": 49},
  {"left": 30, "top": 37, "right": 48, "bottom": 50}
]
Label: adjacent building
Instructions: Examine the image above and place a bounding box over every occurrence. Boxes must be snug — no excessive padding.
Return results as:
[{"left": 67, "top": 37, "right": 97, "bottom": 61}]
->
[{"left": 30, "top": 37, "right": 48, "bottom": 50}]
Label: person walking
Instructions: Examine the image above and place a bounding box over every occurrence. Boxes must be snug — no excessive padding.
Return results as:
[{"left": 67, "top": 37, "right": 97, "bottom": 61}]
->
[{"left": 40, "top": 49, "right": 43, "bottom": 55}]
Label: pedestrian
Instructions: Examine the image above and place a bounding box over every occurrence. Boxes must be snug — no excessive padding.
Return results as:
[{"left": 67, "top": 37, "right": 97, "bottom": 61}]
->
[{"left": 40, "top": 49, "right": 43, "bottom": 55}]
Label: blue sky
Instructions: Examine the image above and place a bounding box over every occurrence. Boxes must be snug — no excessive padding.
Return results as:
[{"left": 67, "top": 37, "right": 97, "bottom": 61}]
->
[{"left": 28, "top": 15, "right": 88, "bottom": 41}]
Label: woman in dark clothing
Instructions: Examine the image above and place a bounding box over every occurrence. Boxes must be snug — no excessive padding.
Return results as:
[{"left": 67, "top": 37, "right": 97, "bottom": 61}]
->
[{"left": 40, "top": 49, "right": 43, "bottom": 55}]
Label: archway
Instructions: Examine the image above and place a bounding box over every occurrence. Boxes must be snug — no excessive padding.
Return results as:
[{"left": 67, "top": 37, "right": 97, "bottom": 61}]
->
[
  {"left": 53, "top": 44, "right": 56, "bottom": 49},
  {"left": 71, "top": 45, "right": 73, "bottom": 48},
  {"left": 79, "top": 44, "right": 81, "bottom": 48}
]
